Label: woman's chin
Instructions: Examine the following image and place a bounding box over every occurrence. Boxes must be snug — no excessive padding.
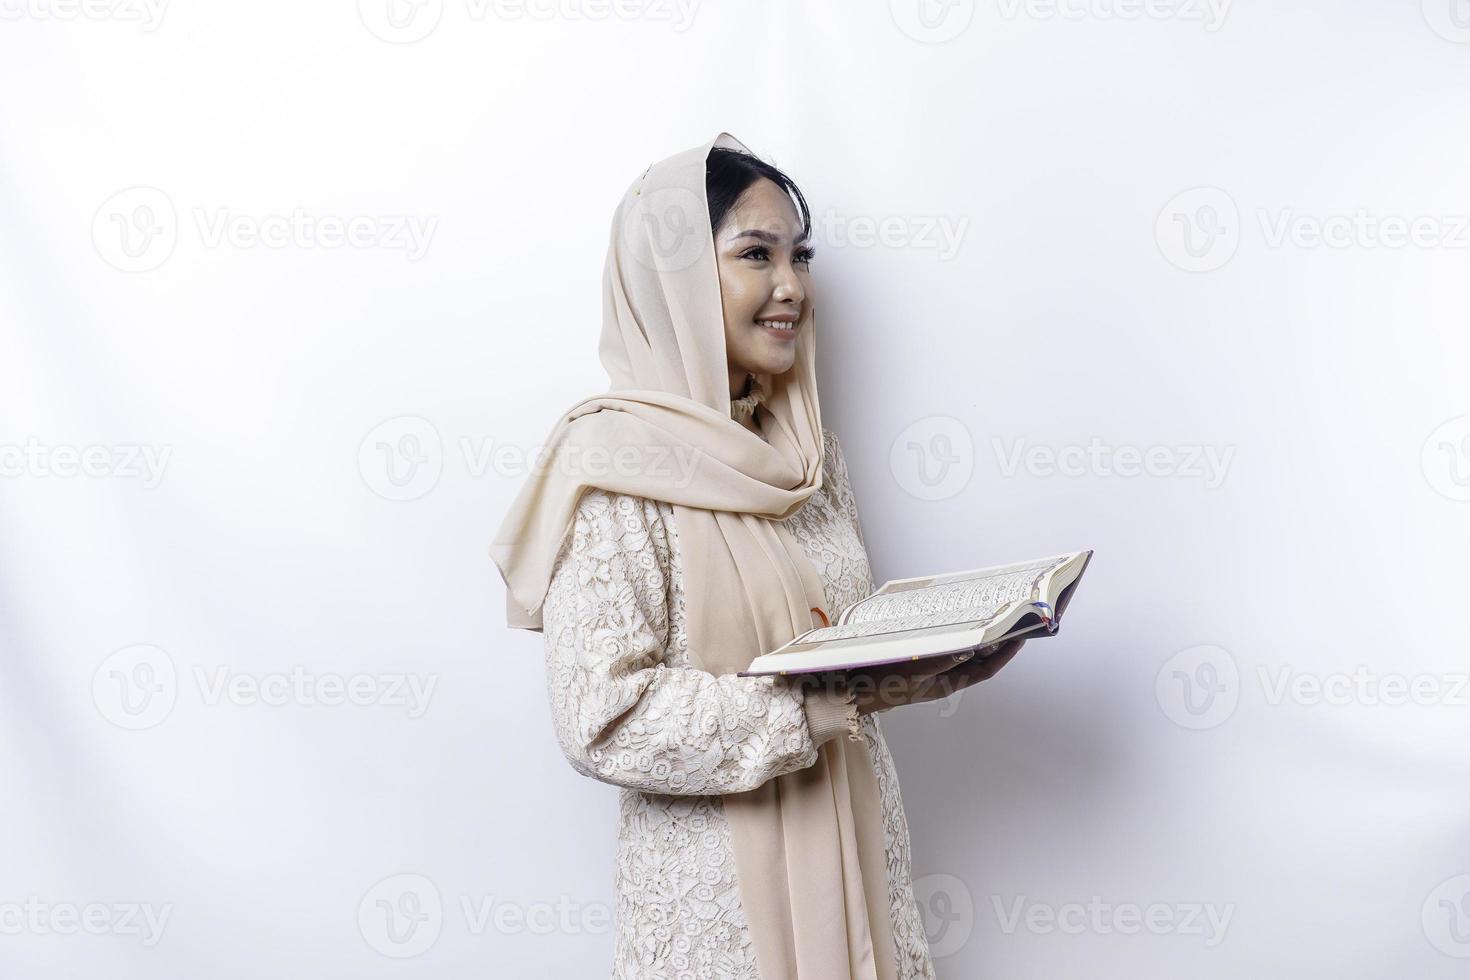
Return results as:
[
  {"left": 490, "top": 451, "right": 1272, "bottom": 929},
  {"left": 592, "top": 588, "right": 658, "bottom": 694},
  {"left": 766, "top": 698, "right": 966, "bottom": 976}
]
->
[{"left": 751, "top": 344, "right": 797, "bottom": 375}]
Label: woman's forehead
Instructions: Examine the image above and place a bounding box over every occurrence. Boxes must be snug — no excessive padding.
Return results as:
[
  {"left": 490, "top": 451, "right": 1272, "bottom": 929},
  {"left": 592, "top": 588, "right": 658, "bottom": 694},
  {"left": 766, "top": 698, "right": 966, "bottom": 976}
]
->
[{"left": 720, "top": 183, "right": 803, "bottom": 242}]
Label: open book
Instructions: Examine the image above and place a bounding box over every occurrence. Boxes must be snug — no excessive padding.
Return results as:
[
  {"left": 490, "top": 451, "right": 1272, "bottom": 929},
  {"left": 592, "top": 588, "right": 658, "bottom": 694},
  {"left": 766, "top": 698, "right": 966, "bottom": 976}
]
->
[{"left": 737, "top": 550, "right": 1092, "bottom": 677}]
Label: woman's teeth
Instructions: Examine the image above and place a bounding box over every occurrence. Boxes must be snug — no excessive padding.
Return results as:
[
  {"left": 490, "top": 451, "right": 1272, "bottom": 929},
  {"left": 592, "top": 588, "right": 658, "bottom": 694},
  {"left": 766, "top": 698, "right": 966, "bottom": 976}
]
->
[{"left": 756, "top": 319, "right": 795, "bottom": 332}]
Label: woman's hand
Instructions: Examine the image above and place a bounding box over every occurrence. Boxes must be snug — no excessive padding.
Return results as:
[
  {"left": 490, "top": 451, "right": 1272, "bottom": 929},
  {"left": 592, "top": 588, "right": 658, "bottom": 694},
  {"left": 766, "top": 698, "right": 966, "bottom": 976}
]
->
[{"left": 844, "top": 638, "right": 1027, "bottom": 715}]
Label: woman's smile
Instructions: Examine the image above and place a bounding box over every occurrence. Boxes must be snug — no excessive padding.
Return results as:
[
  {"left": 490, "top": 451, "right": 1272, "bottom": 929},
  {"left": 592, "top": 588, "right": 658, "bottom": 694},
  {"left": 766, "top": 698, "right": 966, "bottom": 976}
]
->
[{"left": 755, "top": 316, "right": 799, "bottom": 341}]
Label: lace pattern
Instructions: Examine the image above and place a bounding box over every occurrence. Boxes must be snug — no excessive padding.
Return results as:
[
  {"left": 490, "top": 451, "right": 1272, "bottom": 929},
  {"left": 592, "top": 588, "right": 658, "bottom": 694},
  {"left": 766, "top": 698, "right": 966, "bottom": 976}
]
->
[{"left": 541, "top": 428, "right": 936, "bottom": 979}]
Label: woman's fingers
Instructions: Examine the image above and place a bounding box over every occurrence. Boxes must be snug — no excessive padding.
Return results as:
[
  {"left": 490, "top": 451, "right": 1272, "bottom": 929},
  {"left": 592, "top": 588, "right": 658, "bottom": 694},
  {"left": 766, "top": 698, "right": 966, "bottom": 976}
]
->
[
  {"left": 904, "top": 639, "right": 1028, "bottom": 704},
  {"left": 838, "top": 639, "right": 1029, "bottom": 714},
  {"left": 968, "top": 644, "right": 1021, "bottom": 681},
  {"left": 957, "top": 639, "right": 1025, "bottom": 681},
  {"left": 844, "top": 654, "right": 971, "bottom": 713}
]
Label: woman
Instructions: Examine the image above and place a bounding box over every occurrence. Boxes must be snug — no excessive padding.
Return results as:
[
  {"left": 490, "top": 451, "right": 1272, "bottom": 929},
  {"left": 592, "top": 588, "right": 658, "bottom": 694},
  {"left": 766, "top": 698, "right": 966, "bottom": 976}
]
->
[{"left": 491, "top": 132, "right": 1021, "bottom": 980}]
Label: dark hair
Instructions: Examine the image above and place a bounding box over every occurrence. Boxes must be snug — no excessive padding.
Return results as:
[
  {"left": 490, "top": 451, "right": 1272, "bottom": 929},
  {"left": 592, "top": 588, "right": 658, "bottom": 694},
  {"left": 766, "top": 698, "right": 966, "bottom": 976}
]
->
[{"left": 705, "top": 147, "right": 812, "bottom": 245}]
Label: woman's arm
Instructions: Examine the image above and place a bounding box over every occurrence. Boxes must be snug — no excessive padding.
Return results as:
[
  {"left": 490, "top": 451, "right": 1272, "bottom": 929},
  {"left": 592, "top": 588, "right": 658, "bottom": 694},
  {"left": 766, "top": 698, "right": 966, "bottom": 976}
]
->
[{"left": 540, "top": 489, "right": 856, "bottom": 796}]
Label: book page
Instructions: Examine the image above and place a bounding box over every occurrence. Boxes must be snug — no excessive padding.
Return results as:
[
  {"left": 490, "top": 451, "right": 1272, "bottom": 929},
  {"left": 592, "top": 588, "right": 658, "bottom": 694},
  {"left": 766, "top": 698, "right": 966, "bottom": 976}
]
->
[
  {"left": 850, "top": 555, "right": 1067, "bottom": 624},
  {"left": 802, "top": 556, "right": 1068, "bottom": 645}
]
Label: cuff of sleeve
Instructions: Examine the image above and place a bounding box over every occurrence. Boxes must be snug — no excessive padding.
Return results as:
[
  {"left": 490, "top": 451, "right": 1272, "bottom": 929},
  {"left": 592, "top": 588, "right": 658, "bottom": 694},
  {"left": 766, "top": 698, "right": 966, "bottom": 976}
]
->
[{"left": 802, "top": 686, "right": 861, "bottom": 747}]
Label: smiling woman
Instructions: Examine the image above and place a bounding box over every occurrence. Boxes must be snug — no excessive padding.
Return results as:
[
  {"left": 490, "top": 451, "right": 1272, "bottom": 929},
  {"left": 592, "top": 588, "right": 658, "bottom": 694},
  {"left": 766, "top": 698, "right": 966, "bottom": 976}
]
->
[
  {"left": 490, "top": 133, "right": 1013, "bottom": 980},
  {"left": 707, "top": 147, "right": 819, "bottom": 425}
]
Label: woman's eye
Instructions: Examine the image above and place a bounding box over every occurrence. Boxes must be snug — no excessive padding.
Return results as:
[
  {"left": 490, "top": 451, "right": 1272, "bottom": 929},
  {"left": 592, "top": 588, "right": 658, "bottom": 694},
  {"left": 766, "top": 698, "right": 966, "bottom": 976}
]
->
[{"left": 739, "top": 246, "right": 815, "bottom": 266}]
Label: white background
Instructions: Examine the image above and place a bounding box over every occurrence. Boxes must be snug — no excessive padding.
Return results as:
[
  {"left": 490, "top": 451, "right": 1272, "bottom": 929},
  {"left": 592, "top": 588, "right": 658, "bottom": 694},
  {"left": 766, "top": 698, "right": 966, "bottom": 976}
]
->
[{"left": 3, "top": 1, "right": 1469, "bottom": 976}]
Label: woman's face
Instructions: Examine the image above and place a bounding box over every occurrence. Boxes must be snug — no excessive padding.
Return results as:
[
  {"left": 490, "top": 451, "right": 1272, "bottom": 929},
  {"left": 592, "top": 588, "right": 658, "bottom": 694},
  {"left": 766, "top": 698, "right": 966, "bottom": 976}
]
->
[{"left": 714, "top": 178, "right": 814, "bottom": 393}]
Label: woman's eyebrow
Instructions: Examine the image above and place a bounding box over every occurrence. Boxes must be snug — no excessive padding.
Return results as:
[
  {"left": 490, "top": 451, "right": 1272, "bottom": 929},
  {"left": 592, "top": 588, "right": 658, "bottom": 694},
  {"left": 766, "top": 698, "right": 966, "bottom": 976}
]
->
[
  {"left": 730, "top": 229, "right": 784, "bottom": 244},
  {"left": 730, "top": 229, "right": 810, "bottom": 246}
]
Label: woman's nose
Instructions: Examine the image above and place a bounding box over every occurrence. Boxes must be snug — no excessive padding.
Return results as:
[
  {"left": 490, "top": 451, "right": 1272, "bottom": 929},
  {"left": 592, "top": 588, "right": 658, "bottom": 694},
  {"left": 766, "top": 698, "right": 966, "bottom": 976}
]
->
[{"left": 772, "top": 264, "right": 805, "bottom": 305}]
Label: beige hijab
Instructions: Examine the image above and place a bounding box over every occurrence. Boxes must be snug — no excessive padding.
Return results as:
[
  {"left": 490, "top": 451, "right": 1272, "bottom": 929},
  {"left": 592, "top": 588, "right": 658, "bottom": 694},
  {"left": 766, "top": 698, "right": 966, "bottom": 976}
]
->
[{"left": 490, "top": 132, "right": 896, "bottom": 979}]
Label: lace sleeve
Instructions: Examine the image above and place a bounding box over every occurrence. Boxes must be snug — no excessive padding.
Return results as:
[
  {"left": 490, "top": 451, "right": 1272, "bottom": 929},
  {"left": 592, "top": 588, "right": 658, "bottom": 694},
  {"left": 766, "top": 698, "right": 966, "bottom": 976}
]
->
[
  {"left": 823, "top": 428, "right": 870, "bottom": 551},
  {"left": 540, "top": 489, "right": 853, "bottom": 796}
]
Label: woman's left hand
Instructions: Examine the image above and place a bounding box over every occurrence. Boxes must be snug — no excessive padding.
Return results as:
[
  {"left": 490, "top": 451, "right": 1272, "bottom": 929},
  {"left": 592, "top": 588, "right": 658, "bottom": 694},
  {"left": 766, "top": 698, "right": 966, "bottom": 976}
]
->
[
  {"left": 839, "top": 637, "right": 1027, "bottom": 714},
  {"left": 901, "top": 637, "right": 1026, "bottom": 707}
]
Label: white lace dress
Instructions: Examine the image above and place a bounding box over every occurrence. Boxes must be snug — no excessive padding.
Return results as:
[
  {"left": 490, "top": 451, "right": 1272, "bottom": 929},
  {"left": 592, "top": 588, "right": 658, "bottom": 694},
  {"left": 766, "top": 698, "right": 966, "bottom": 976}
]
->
[{"left": 541, "top": 427, "right": 936, "bottom": 979}]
